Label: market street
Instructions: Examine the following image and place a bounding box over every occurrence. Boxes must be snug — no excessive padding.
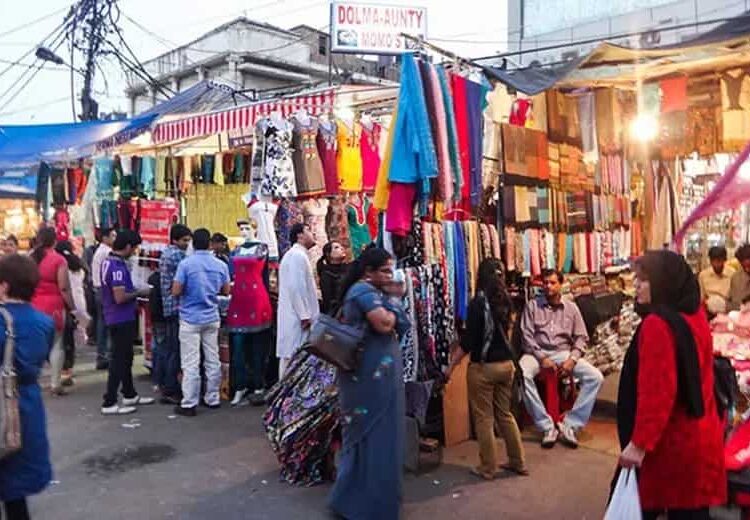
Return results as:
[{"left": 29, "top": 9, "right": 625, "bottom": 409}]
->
[{"left": 28, "top": 348, "right": 619, "bottom": 520}]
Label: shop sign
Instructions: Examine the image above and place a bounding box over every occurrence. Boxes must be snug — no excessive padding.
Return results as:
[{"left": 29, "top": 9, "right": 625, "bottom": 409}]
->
[
  {"left": 330, "top": 1, "right": 427, "bottom": 55},
  {"left": 139, "top": 200, "right": 179, "bottom": 244},
  {"left": 227, "top": 127, "right": 254, "bottom": 149}
]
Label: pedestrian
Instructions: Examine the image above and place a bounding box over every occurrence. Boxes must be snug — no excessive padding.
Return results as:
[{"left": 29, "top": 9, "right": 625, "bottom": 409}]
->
[
  {"left": 328, "top": 247, "right": 404, "bottom": 520},
  {"left": 54, "top": 240, "right": 90, "bottom": 387},
  {"left": 29, "top": 227, "right": 76, "bottom": 396},
  {"left": 448, "top": 258, "right": 527, "bottom": 479},
  {"left": 729, "top": 243, "right": 750, "bottom": 311},
  {"left": 1, "top": 234, "right": 18, "bottom": 255},
  {"left": 617, "top": 250, "right": 726, "bottom": 519},
  {"left": 83, "top": 236, "right": 98, "bottom": 346},
  {"left": 0, "top": 254, "right": 54, "bottom": 520},
  {"left": 210, "top": 232, "right": 230, "bottom": 268},
  {"left": 519, "top": 269, "right": 604, "bottom": 448},
  {"left": 276, "top": 223, "right": 320, "bottom": 378},
  {"left": 157, "top": 224, "right": 191, "bottom": 404},
  {"left": 171, "top": 228, "right": 230, "bottom": 417},
  {"left": 699, "top": 245, "right": 734, "bottom": 315},
  {"left": 100, "top": 230, "right": 154, "bottom": 415},
  {"left": 91, "top": 227, "right": 116, "bottom": 370},
  {"left": 317, "top": 240, "right": 348, "bottom": 315}
]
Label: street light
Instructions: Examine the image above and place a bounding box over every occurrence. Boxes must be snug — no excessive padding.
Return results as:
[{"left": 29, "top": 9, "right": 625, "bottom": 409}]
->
[{"left": 35, "top": 47, "right": 65, "bottom": 65}]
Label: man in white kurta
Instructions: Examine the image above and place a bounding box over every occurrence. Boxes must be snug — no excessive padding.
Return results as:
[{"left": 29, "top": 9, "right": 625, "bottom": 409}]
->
[{"left": 276, "top": 223, "right": 320, "bottom": 378}]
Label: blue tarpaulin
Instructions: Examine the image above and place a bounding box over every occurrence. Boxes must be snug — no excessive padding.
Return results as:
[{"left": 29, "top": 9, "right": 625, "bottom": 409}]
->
[{"left": 0, "top": 115, "right": 156, "bottom": 169}]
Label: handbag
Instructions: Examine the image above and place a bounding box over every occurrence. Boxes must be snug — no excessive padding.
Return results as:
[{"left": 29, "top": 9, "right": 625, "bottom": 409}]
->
[
  {"left": 0, "top": 305, "right": 21, "bottom": 460},
  {"left": 305, "top": 308, "right": 365, "bottom": 373}
]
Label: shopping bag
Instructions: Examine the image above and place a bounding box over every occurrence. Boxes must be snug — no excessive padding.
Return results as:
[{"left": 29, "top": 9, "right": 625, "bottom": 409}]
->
[{"left": 603, "top": 468, "right": 642, "bottom": 520}]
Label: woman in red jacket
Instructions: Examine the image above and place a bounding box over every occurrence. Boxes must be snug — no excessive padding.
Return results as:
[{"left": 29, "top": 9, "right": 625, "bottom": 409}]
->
[{"left": 618, "top": 250, "right": 726, "bottom": 519}]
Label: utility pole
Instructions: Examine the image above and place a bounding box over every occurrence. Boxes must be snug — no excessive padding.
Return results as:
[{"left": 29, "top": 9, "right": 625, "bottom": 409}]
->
[{"left": 79, "top": 0, "right": 104, "bottom": 121}]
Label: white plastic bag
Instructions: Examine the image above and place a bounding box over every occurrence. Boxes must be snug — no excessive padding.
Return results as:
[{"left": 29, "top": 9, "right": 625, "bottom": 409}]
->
[{"left": 603, "top": 468, "right": 642, "bottom": 520}]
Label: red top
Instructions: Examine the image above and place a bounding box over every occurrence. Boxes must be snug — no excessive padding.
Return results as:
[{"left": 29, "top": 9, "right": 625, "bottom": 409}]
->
[
  {"left": 450, "top": 73, "right": 471, "bottom": 207},
  {"left": 31, "top": 249, "right": 67, "bottom": 331},
  {"left": 226, "top": 255, "right": 272, "bottom": 332},
  {"left": 633, "top": 311, "right": 727, "bottom": 510}
]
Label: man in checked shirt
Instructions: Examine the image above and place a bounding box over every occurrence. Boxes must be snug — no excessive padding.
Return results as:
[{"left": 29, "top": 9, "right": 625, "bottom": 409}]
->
[{"left": 519, "top": 269, "right": 604, "bottom": 450}]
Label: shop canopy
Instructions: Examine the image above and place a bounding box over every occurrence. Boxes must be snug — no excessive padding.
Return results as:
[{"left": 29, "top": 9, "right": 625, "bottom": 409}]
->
[
  {"left": 152, "top": 87, "right": 338, "bottom": 145},
  {"left": 0, "top": 115, "right": 156, "bottom": 169},
  {"left": 484, "top": 12, "right": 750, "bottom": 95}
]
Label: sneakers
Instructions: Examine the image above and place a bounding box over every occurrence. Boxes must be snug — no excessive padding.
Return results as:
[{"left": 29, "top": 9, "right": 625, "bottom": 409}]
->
[
  {"left": 249, "top": 390, "right": 266, "bottom": 407},
  {"left": 230, "top": 389, "right": 248, "bottom": 407},
  {"left": 101, "top": 404, "right": 137, "bottom": 415},
  {"left": 122, "top": 396, "right": 156, "bottom": 406},
  {"left": 174, "top": 405, "right": 197, "bottom": 417},
  {"left": 159, "top": 394, "right": 181, "bottom": 405},
  {"left": 201, "top": 400, "right": 221, "bottom": 410},
  {"left": 541, "top": 428, "right": 559, "bottom": 448},
  {"left": 557, "top": 422, "right": 579, "bottom": 449}
]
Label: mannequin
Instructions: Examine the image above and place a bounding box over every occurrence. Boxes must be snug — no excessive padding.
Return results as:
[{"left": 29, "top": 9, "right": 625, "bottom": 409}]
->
[
  {"left": 248, "top": 196, "right": 280, "bottom": 261},
  {"left": 226, "top": 219, "right": 273, "bottom": 406}
]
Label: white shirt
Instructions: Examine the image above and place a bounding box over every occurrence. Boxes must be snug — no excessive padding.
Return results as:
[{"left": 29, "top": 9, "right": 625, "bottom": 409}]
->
[
  {"left": 91, "top": 243, "right": 111, "bottom": 289},
  {"left": 248, "top": 201, "right": 279, "bottom": 260},
  {"left": 275, "top": 243, "right": 320, "bottom": 359}
]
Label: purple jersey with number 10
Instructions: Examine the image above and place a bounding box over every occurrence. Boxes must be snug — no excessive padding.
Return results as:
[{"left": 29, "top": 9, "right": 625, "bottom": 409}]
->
[{"left": 101, "top": 254, "right": 136, "bottom": 326}]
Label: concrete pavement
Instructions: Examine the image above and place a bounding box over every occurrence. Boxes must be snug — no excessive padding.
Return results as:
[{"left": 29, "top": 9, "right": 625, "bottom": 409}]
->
[{"left": 29, "top": 349, "right": 620, "bottom": 520}]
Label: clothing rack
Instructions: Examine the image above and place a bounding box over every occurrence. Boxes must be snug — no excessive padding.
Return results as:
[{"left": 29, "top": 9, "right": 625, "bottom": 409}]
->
[{"left": 400, "top": 33, "right": 482, "bottom": 69}]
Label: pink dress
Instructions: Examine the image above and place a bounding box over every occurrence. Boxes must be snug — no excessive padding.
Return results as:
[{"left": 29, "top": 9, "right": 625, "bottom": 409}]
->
[
  {"left": 31, "top": 249, "right": 66, "bottom": 331},
  {"left": 360, "top": 123, "right": 381, "bottom": 193}
]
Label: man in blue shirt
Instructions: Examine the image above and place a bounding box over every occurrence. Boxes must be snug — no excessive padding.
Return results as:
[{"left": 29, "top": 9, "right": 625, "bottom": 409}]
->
[{"left": 172, "top": 228, "right": 230, "bottom": 416}]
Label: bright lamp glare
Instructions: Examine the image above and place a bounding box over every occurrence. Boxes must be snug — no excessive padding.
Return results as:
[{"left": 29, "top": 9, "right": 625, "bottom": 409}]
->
[{"left": 630, "top": 113, "right": 659, "bottom": 142}]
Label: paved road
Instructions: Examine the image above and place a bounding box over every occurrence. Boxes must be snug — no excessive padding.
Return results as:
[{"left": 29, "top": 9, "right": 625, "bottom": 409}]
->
[{"left": 30, "top": 349, "right": 619, "bottom": 520}]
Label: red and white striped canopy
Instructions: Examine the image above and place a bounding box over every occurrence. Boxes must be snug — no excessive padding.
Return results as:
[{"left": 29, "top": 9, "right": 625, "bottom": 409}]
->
[{"left": 152, "top": 88, "right": 337, "bottom": 145}]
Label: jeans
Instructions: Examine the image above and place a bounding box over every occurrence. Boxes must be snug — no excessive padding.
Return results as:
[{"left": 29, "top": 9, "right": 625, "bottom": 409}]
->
[
  {"left": 179, "top": 320, "right": 221, "bottom": 409},
  {"left": 520, "top": 351, "right": 604, "bottom": 433},
  {"left": 48, "top": 331, "right": 64, "bottom": 390},
  {"left": 467, "top": 361, "right": 526, "bottom": 474},
  {"left": 102, "top": 321, "right": 138, "bottom": 407},
  {"left": 231, "top": 330, "right": 271, "bottom": 393},
  {"left": 152, "top": 317, "right": 180, "bottom": 397},
  {"left": 94, "top": 288, "right": 110, "bottom": 364}
]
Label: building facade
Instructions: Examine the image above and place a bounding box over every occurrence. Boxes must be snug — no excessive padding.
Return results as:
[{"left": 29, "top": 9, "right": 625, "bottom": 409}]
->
[
  {"left": 125, "top": 18, "right": 398, "bottom": 116},
  {"left": 506, "top": 0, "right": 750, "bottom": 66}
]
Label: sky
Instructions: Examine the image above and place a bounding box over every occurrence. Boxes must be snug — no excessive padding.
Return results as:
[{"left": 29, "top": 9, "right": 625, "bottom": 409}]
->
[{"left": 0, "top": 0, "right": 508, "bottom": 124}]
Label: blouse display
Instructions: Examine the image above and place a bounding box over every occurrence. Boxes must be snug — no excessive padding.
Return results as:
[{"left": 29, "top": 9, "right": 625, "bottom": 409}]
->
[
  {"left": 226, "top": 245, "right": 273, "bottom": 333},
  {"left": 251, "top": 117, "right": 297, "bottom": 199},
  {"left": 360, "top": 122, "right": 382, "bottom": 193},
  {"left": 248, "top": 201, "right": 280, "bottom": 261},
  {"left": 316, "top": 119, "right": 339, "bottom": 196},
  {"left": 303, "top": 198, "right": 330, "bottom": 272},
  {"left": 291, "top": 116, "right": 326, "bottom": 197},
  {"left": 336, "top": 120, "right": 363, "bottom": 192},
  {"left": 347, "top": 197, "right": 373, "bottom": 258}
]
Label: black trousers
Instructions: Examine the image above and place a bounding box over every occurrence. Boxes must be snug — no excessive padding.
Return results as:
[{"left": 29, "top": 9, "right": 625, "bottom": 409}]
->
[
  {"left": 643, "top": 509, "right": 710, "bottom": 520},
  {"left": 102, "top": 320, "right": 138, "bottom": 407},
  {"left": 3, "top": 498, "right": 30, "bottom": 520}
]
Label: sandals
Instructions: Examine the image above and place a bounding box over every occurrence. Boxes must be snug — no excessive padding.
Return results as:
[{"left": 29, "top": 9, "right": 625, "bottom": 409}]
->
[{"left": 499, "top": 463, "right": 530, "bottom": 476}]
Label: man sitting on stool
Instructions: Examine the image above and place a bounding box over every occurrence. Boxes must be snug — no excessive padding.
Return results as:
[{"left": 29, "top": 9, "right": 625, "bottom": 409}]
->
[{"left": 519, "top": 269, "right": 604, "bottom": 448}]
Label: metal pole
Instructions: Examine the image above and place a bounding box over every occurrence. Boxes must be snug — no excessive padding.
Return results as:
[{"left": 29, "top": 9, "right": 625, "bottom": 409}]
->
[{"left": 328, "top": 2, "right": 334, "bottom": 86}]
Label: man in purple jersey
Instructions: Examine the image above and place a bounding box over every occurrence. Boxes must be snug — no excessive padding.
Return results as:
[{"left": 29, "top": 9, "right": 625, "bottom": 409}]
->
[{"left": 100, "top": 230, "right": 155, "bottom": 415}]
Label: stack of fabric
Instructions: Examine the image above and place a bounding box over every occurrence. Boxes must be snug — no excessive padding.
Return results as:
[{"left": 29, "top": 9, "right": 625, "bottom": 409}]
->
[
  {"left": 585, "top": 318, "right": 623, "bottom": 375},
  {"left": 263, "top": 351, "right": 340, "bottom": 486}
]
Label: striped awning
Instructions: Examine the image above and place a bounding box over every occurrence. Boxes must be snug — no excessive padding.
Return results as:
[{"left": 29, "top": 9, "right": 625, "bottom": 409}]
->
[{"left": 152, "top": 87, "right": 337, "bottom": 145}]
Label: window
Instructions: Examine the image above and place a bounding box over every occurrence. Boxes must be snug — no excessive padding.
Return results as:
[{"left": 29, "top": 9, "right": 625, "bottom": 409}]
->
[{"left": 319, "top": 35, "right": 328, "bottom": 56}]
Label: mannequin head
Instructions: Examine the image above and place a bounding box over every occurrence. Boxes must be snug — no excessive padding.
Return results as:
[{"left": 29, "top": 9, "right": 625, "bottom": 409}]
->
[{"left": 237, "top": 219, "right": 256, "bottom": 242}]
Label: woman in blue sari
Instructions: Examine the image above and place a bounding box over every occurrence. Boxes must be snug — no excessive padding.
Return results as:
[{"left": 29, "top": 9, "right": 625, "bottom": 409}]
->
[{"left": 329, "top": 247, "right": 407, "bottom": 520}]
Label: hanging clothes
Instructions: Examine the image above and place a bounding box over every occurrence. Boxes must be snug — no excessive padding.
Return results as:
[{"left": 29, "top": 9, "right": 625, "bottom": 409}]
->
[
  {"left": 385, "top": 182, "right": 417, "bottom": 237},
  {"left": 389, "top": 54, "right": 438, "bottom": 199},
  {"left": 325, "top": 196, "right": 353, "bottom": 261},
  {"left": 275, "top": 199, "right": 304, "bottom": 258},
  {"left": 346, "top": 196, "right": 372, "bottom": 258},
  {"left": 464, "top": 78, "right": 488, "bottom": 207},
  {"left": 303, "top": 198, "right": 330, "bottom": 273},
  {"left": 249, "top": 201, "right": 280, "bottom": 261},
  {"left": 316, "top": 119, "right": 339, "bottom": 196},
  {"left": 428, "top": 65, "right": 452, "bottom": 204},
  {"left": 373, "top": 105, "right": 398, "bottom": 211},
  {"left": 336, "top": 119, "right": 363, "bottom": 192},
  {"left": 360, "top": 121, "right": 382, "bottom": 193},
  {"left": 291, "top": 115, "right": 326, "bottom": 198},
  {"left": 252, "top": 117, "right": 297, "bottom": 199},
  {"left": 437, "top": 66, "right": 463, "bottom": 200}
]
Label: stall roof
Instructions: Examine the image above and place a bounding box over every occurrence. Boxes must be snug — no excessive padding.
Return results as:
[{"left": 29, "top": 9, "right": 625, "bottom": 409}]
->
[
  {"left": 484, "top": 13, "right": 750, "bottom": 95},
  {"left": 0, "top": 115, "right": 156, "bottom": 169}
]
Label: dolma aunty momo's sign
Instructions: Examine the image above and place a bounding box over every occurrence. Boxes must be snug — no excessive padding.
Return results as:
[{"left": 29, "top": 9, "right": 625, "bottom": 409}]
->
[{"left": 330, "top": 1, "right": 427, "bottom": 55}]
